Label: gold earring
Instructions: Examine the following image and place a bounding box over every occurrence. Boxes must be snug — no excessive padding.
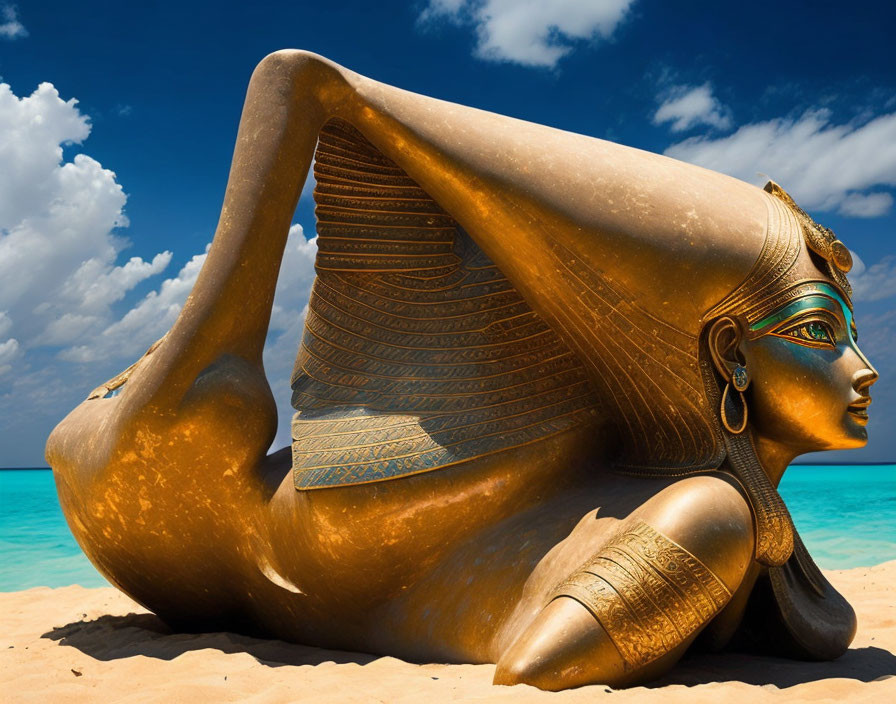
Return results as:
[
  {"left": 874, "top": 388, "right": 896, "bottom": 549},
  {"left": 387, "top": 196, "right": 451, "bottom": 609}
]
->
[{"left": 721, "top": 382, "right": 748, "bottom": 434}]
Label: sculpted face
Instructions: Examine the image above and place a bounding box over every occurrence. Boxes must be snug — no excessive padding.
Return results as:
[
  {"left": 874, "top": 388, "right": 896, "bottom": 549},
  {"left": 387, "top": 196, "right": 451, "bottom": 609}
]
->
[{"left": 742, "top": 282, "right": 878, "bottom": 452}]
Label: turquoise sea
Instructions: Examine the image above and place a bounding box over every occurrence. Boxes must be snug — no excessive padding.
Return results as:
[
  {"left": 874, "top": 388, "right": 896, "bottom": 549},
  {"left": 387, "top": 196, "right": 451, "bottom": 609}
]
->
[{"left": 1, "top": 465, "right": 894, "bottom": 591}]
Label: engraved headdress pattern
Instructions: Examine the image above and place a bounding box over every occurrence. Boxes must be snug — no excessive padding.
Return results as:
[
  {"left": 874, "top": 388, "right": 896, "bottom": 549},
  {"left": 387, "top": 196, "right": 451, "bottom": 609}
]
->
[{"left": 290, "top": 119, "right": 726, "bottom": 489}]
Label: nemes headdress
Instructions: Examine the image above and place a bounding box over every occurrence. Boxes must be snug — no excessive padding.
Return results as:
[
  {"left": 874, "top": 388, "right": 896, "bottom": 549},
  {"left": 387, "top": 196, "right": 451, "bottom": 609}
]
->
[{"left": 289, "top": 61, "right": 846, "bottom": 575}]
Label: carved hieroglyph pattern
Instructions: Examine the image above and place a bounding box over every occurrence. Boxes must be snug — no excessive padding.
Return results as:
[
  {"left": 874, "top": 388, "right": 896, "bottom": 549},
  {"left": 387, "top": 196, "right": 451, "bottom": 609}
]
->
[
  {"left": 291, "top": 120, "right": 600, "bottom": 488},
  {"left": 552, "top": 521, "right": 731, "bottom": 670},
  {"left": 723, "top": 430, "right": 794, "bottom": 565}
]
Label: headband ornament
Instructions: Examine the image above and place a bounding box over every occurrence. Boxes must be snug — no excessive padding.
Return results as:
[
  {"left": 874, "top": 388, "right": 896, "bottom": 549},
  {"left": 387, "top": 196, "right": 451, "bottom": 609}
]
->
[{"left": 763, "top": 181, "right": 853, "bottom": 299}]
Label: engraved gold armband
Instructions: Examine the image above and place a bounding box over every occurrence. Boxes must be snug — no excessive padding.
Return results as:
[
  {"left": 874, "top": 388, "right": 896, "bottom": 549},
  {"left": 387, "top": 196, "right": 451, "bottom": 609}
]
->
[{"left": 551, "top": 521, "right": 731, "bottom": 670}]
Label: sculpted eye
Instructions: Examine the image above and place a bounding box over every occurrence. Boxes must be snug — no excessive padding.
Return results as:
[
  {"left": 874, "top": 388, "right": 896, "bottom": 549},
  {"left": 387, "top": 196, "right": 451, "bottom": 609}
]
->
[
  {"left": 851, "top": 320, "right": 859, "bottom": 343},
  {"left": 778, "top": 320, "right": 836, "bottom": 347}
]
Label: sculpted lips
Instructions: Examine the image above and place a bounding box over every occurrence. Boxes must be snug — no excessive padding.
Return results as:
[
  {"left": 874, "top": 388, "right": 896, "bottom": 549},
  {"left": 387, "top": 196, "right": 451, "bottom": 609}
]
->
[{"left": 847, "top": 396, "right": 871, "bottom": 425}]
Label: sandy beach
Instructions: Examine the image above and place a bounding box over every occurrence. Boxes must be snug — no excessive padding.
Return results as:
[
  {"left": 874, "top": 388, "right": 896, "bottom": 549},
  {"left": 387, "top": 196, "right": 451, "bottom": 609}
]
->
[{"left": 2, "top": 562, "right": 894, "bottom": 703}]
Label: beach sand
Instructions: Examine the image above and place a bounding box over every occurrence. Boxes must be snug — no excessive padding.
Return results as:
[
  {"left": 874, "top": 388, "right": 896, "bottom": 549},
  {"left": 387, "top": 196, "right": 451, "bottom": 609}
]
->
[{"left": 2, "top": 562, "right": 894, "bottom": 703}]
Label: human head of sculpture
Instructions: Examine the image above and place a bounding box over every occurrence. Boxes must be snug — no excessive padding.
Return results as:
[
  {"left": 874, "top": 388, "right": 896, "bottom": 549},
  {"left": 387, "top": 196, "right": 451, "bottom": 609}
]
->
[
  {"left": 702, "top": 181, "right": 878, "bottom": 459},
  {"left": 708, "top": 282, "right": 877, "bottom": 455}
]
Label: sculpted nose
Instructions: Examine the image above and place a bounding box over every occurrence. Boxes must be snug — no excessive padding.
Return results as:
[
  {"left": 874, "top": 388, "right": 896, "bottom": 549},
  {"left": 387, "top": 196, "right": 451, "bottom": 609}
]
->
[{"left": 852, "top": 366, "right": 878, "bottom": 394}]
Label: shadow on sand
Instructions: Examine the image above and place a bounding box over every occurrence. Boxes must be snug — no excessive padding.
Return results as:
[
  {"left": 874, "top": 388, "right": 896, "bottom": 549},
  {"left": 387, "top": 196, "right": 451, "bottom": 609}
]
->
[
  {"left": 44, "top": 611, "right": 896, "bottom": 689},
  {"left": 42, "top": 612, "right": 377, "bottom": 668}
]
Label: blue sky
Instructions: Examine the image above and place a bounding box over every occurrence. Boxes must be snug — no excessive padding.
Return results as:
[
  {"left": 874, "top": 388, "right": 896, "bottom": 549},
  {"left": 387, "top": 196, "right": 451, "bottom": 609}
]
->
[{"left": 1, "top": 0, "right": 894, "bottom": 466}]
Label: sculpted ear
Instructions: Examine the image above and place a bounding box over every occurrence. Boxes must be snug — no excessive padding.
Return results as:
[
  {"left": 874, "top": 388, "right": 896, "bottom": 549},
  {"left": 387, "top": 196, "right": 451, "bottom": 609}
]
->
[{"left": 706, "top": 316, "right": 746, "bottom": 382}]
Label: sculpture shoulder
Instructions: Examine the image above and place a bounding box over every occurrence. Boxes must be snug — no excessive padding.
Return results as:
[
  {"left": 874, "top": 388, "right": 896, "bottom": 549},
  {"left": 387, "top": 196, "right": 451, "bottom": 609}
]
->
[
  {"left": 47, "top": 352, "right": 276, "bottom": 489},
  {"left": 631, "top": 473, "right": 755, "bottom": 591},
  {"left": 151, "top": 353, "right": 278, "bottom": 462}
]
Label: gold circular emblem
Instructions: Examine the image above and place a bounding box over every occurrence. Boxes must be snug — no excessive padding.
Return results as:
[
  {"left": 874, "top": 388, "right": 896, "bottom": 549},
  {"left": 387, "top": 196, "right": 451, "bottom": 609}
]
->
[{"left": 830, "top": 240, "right": 852, "bottom": 273}]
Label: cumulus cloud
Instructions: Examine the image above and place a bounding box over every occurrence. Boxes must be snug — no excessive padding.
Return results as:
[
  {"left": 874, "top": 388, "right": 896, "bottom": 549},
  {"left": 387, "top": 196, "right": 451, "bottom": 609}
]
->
[
  {"left": 664, "top": 109, "right": 896, "bottom": 217},
  {"left": 0, "top": 308, "right": 19, "bottom": 379},
  {"left": 853, "top": 307, "right": 896, "bottom": 362},
  {"left": 0, "top": 82, "right": 173, "bottom": 357},
  {"left": 58, "top": 247, "right": 209, "bottom": 364},
  {"left": 419, "top": 0, "right": 635, "bottom": 68},
  {"left": 653, "top": 83, "right": 731, "bottom": 132},
  {"left": 0, "top": 4, "right": 26, "bottom": 39},
  {"left": 838, "top": 192, "right": 894, "bottom": 218}
]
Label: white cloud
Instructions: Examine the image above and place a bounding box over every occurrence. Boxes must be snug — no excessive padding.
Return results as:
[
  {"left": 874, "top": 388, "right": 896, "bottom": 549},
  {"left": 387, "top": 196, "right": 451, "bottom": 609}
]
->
[
  {"left": 849, "top": 253, "right": 896, "bottom": 303},
  {"left": 59, "top": 247, "right": 209, "bottom": 363},
  {"left": 664, "top": 109, "right": 896, "bottom": 218},
  {"left": 853, "top": 307, "right": 896, "bottom": 362},
  {"left": 0, "top": 312, "right": 17, "bottom": 378},
  {"left": 419, "top": 0, "right": 635, "bottom": 68},
  {"left": 36, "top": 314, "right": 103, "bottom": 347},
  {"left": 653, "top": 83, "right": 731, "bottom": 132},
  {"left": 838, "top": 192, "right": 894, "bottom": 218},
  {"left": 61, "top": 252, "right": 173, "bottom": 314},
  {"left": 268, "top": 225, "right": 318, "bottom": 332},
  {"left": 0, "top": 4, "right": 26, "bottom": 39},
  {"left": 0, "top": 82, "right": 173, "bottom": 356}
]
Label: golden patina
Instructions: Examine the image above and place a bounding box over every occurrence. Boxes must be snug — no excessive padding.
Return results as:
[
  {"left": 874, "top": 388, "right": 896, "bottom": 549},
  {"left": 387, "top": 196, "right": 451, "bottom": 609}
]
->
[{"left": 46, "top": 51, "right": 878, "bottom": 690}]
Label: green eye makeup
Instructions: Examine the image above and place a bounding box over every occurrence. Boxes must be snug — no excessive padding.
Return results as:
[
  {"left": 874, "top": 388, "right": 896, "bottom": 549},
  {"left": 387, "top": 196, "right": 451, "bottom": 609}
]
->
[{"left": 749, "top": 282, "right": 858, "bottom": 351}]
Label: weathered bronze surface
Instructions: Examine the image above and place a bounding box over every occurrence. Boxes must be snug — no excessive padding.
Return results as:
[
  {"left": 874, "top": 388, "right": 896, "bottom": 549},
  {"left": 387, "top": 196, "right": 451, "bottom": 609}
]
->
[{"left": 46, "top": 51, "right": 879, "bottom": 689}]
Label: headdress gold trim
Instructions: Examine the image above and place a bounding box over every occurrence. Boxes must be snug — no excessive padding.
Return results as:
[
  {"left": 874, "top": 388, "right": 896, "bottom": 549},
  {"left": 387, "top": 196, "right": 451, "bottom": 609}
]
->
[{"left": 763, "top": 181, "right": 853, "bottom": 300}]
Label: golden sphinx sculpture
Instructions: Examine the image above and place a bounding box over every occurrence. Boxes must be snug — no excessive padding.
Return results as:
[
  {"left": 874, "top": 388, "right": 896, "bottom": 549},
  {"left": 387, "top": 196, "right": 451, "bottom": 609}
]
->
[{"left": 46, "top": 51, "right": 878, "bottom": 689}]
